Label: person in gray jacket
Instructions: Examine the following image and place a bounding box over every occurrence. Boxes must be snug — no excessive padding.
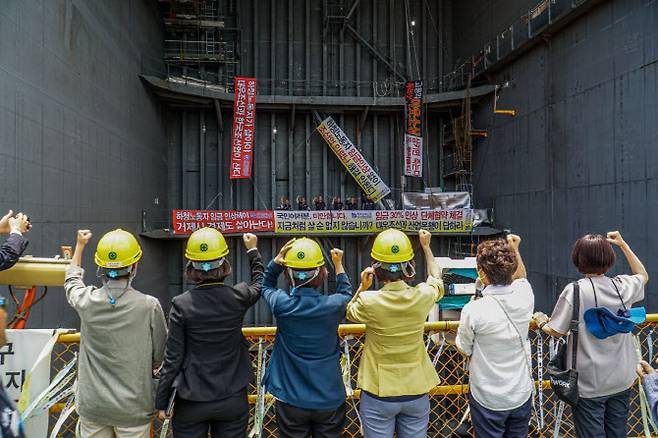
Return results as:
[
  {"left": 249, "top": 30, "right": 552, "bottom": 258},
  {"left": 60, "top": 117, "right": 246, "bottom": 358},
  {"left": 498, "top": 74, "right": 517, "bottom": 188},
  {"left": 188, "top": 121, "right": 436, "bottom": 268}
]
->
[{"left": 65, "top": 229, "right": 167, "bottom": 438}]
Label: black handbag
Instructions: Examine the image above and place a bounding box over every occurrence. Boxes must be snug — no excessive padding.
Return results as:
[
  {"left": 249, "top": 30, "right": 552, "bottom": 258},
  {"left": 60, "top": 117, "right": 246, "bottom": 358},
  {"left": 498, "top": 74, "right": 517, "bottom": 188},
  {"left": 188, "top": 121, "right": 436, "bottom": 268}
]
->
[{"left": 546, "top": 281, "right": 580, "bottom": 406}]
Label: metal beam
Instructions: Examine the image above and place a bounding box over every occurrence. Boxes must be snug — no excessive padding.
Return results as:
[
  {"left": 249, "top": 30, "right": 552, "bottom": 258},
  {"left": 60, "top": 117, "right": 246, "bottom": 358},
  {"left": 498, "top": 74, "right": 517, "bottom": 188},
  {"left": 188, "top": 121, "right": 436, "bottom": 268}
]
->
[
  {"left": 270, "top": 113, "right": 276, "bottom": 208},
  {"left": 253, "top": 0, "right": 258, "bottom": 77},
  {"left": 142, "top": 75, "right": 496, "bottom": 108},
  {"left": 360, "top": 105, "right": 370, "bottom": 126},
  {"left": 213, "top": 99, "right": 223, "bottom": 132},
  {"left": 344, "top": 0, "right": 361, "bottom": 21},
  {"left": 270, "top": 0, "right": 276, "bottom": 94},
  {"left": 200, "top": 111, "right": 205, "bottom": 208},
  {"left": 181, "top": 112, "right": 187, "bottom": 208},
  {"left": 404, "top": 0, "right": 411, "bottom": 79},
  {"left": 305, "top": 114, "right": 311, "bottom": 204},
  {"left": 288, "top": 114, "right": 294, "bottom": 203},
  {"left": 288, "top": 0, "right": 293, "bottom": 96},
  {"left": 305, "top": 0, "right": 310, "bottom": 95},
  {"left": 345, "top": 24, "right": 407, "bottom": 82}
]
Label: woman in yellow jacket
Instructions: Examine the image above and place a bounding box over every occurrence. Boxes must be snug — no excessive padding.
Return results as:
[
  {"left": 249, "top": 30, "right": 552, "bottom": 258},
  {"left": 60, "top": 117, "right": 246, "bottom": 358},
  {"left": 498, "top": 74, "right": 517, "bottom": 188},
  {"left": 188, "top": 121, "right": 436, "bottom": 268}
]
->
[{"left": 346, "top": 229, "right": 443, "bottom": 438}]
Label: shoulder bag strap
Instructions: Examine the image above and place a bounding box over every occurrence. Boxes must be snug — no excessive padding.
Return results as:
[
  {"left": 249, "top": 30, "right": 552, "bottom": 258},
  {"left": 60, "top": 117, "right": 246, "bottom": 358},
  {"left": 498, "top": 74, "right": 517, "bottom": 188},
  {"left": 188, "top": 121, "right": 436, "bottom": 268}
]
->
[
  {"left": 570, "top": 282, "right": 580, "bottom": 369},
  {"left": 610, "top": 278, "right": 629, "bottom": 313},
  {"left": 489, "top": 295, "right": 536, "bottom": 395},
  {"left": 586, "top": 278, "right": 598, "bottom": 308}
]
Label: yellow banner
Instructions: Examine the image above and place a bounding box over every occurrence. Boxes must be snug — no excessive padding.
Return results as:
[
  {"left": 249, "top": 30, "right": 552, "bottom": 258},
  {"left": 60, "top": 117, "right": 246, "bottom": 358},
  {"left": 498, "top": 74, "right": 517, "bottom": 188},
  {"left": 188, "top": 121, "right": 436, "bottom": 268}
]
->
[
  {"left": 274, "top": 210, "right": 473, "bottom": 234},
  {"left": 317, "top": 117, "right": 391, "bottom": 203}
]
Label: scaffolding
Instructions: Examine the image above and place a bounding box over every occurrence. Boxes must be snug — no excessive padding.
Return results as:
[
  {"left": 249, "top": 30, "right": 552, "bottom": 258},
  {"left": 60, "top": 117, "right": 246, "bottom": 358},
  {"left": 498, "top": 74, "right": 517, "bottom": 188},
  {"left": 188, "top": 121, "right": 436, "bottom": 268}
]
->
[{"left": 158, "top": 0, "right": 239, "bottom": 91}]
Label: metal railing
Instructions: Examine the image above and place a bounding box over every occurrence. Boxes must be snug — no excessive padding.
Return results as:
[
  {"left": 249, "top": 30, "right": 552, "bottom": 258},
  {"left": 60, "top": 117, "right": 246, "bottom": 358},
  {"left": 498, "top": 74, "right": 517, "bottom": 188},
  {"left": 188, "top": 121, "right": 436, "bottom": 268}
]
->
[
  {"left": 442, "top": 0, "right": 591, "bottom": 90},
  {"left": 48, "top": 316, "right": 658, "bottom": 436},
  {"left": 164, "top": 39, "right": 236, "bottom": 63}
]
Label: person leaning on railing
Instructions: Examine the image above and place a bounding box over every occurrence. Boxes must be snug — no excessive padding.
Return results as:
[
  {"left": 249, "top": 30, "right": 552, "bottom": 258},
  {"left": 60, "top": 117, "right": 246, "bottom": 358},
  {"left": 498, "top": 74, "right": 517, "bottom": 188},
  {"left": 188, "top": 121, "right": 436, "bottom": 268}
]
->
[
  {"left": 156, "top": 228, "right": 263, "bottom": 437},
  {"left": 346, "top": 229, "right": 443, "bottom": 438},
  {"left": 455, "top": 235, "right": 534, "bottom": 438},
  {"left": 534, "top": 231, "right": 649, "bottom": 438}
]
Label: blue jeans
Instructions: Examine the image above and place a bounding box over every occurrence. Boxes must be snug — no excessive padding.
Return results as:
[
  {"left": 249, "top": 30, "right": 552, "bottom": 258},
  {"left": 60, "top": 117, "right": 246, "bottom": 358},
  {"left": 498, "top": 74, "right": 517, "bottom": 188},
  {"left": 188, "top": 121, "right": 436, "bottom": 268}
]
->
[
  {"left": 359, "top": 392, "right": 430, "bottom": 438},
  {"left": 469, "top": 394, "right": 532, "bottom": 438},
  {"left": 572, "top": 388, "right": 631, "bottom": 438}
]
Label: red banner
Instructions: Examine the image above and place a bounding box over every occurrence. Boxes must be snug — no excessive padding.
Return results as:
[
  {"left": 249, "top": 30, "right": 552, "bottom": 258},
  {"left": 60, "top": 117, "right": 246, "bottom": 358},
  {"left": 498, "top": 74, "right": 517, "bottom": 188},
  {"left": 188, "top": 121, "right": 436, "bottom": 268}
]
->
[
  {"left": 404, "top": 81, "right": 423, "bottom": 177},
  {"left": 405, "top": 81, "right": 423, "bottom": 136},
  {"left": 172, "top": 210, "right": 274, "bottom": 235},
  {"left": 230, "top": 77, "right": 257, "bottom": 179}
]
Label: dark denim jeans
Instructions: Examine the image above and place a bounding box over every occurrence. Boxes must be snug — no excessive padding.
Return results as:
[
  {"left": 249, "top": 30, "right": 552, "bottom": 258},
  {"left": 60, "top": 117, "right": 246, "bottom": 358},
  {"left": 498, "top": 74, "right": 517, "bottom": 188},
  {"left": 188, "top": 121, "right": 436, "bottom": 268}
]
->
[
  {"left": 469, "top": 394, "right": 532, "bottom": 438},
  {"left": 572, "top": 388, "right": 631, "bottom": 438}
]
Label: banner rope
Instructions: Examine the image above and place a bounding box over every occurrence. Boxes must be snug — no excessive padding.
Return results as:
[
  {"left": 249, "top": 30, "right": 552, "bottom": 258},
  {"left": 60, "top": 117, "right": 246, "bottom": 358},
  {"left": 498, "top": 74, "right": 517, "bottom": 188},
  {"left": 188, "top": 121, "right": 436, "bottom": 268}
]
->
[
  {"left": 341, "top": 336, "right": 363, "bottom": 436},
  {"left": 21, "top": 354, "right": 77, "bottom": 421},
  {"left": 49, "top": 395, "right": 75, "bottom": 438}
]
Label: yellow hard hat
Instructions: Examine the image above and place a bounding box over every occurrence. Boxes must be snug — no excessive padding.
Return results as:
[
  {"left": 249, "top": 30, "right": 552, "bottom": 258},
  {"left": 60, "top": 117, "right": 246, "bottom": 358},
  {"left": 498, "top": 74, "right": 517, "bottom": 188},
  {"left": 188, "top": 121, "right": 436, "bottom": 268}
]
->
[
  {"left": 185, "top": 227, "right": 229, "bottom": 261},
  {"left": 284, "top": 238, "right": 325, "bottom": 269},
  {"left": 95, "top": 229, "right": 142, "bottom": 269},
  {"left": 371, "top": 228, "right": 414, "bottom": 263}
]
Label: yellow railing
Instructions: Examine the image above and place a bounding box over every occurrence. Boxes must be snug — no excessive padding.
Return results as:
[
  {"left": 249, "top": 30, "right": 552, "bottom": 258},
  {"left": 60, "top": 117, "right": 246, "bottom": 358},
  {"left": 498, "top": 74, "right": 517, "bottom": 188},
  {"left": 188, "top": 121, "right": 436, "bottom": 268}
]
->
[{"left": 48, "top": 318, "right": 658, "bottom": 437}]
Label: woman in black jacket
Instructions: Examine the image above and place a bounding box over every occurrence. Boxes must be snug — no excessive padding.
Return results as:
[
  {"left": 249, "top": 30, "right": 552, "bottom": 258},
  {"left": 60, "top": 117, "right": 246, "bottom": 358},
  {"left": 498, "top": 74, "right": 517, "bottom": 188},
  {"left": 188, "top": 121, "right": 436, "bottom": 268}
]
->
[{"left": 156, "top": 227, "right": 263, "bottom": 437}]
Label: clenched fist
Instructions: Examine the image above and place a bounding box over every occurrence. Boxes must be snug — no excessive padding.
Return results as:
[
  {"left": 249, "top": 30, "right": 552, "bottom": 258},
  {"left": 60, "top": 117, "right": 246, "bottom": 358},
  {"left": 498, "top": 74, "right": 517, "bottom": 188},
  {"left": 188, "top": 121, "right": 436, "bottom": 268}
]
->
[
  {"left": 606, "top": 231, "right": 626, "bottom": 248},
  {"left": 419, "top": 229, "right": 431, "bottom": 248},
  {"left": 507, "top": 234, "right": 521, "bottom": 250},
  {"left": 77, "top": 230, "right": 93, "bottom": 246},
  {"left": 360, "top": 267, "right": 375, "bottom": 291},
  {"left": 243, "top": 233, "right": 258, "bottom": 250},
  {"left": 330, "top": 248, "right": 344, "bottom": 266}
]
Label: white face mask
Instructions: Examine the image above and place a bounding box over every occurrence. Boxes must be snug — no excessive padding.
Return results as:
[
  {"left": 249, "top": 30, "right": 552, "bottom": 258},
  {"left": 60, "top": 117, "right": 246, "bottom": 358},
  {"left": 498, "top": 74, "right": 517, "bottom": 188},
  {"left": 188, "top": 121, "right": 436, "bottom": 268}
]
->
[
  {"left": 372, "top": 261, "right": 416, "bottom": 278},
  {"left": 96, "top": 265, "right": 136, "bottom": 306},
  {"left": 287, "top": 267, "right": 320, "bottom": 291}
]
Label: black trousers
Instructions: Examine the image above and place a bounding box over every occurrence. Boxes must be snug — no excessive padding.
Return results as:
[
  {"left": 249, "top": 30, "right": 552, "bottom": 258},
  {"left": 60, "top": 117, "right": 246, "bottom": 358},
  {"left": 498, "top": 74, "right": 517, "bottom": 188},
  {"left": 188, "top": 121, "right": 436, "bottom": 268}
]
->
[
  {"left": 275, "top": 400, "right": 346, "bottom": 438},
  {"left": 572, "top": 388, "right": 631, "bottom": 438},
  {"left": 172, "top": 388, "right": 249, "bottom": 438},
  {"left": 469, "top": 394, "right": 532, "bottom": 438}
]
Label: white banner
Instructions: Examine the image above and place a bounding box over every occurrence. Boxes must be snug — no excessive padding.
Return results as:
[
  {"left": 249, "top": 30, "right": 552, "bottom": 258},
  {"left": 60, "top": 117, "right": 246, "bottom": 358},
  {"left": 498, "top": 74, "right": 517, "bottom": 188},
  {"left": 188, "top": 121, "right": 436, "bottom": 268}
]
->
[
  {"left": 404, "top": 134, "right": 423, "bottom": 177},
  {"left": 317, "top": 117, "right": 391, "bottom": 203},
  {"left": 274, "top": 209, "right": 473, "bottom": 234},
  {"left": 0, "top": 330, "right": 57, "bottom": 437}
]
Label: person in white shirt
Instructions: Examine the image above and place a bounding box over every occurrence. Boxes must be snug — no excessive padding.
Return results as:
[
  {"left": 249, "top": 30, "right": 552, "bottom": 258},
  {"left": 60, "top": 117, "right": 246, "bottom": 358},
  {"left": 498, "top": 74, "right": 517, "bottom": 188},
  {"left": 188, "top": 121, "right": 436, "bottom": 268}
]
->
[{"left": 456, "top": 234, "right": 534, "bottom": 438}]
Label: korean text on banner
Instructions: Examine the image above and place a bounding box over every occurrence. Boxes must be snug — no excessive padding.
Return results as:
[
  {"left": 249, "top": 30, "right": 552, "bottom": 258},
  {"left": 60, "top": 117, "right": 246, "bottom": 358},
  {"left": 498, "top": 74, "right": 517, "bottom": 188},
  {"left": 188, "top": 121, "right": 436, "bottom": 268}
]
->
[
  {"left": 172, "top": 210, "right": 275, "bottom": 235},
  {"left": 0, "top": 330, "right": 57, "bottom": 437},
  {"left": 404, "top": 81, "right": 424, "bottom": 177},
  {"left": 317, "top": 117, "right": 391, "bottom": 202},
  {"left": 404, "top": 134, "right": 423, "bottom": 177},
  {"left": 230, "top": 77, "right": 257, "bottom": 179},
  {"left": 274, "top": 209, "right": 473, "bottom": 234}
]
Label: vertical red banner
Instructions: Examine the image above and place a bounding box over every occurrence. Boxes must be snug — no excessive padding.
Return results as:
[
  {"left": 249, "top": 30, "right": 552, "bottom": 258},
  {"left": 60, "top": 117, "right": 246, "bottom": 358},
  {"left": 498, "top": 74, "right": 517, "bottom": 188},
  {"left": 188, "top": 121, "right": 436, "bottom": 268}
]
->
[
  {"left": 230, "top": 77, "right": 257, "bottom": 179},
  {"left": 404, "top": 81, "right": 424, "bottom": 177}
]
